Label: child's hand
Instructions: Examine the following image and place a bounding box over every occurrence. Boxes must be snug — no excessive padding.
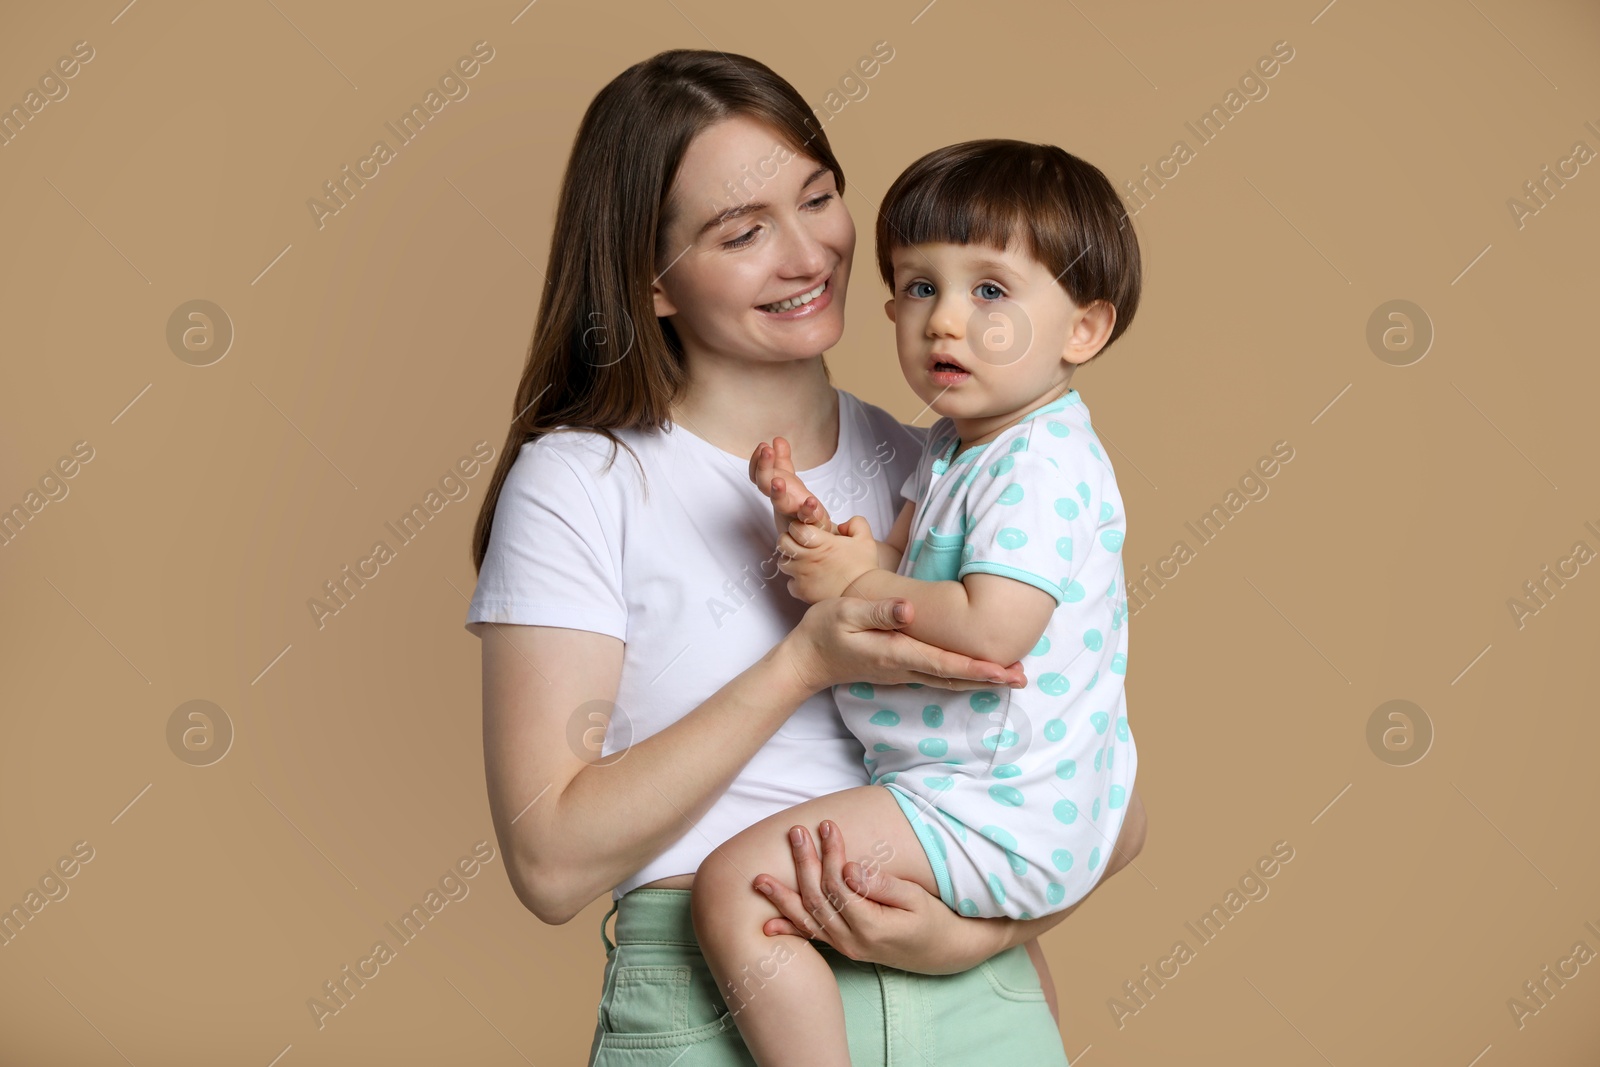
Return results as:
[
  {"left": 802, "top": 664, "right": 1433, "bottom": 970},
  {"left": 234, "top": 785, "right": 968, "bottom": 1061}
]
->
[
  {"left": 776, "top": 515, "right": 879, "bottom": 603},
  {"left": 749, "top": 436, "right": 836, "bottom": 538}
]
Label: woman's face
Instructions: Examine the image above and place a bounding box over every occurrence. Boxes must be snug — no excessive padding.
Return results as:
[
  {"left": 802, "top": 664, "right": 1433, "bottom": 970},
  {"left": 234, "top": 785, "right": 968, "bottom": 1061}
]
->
[{"left": 652, "top": 115, "right": 854, "bottom": 368}]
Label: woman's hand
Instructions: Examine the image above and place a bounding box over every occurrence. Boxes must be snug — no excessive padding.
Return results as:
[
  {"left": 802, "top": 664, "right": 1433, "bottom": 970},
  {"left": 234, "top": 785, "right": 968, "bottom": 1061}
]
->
[
  {"left": 781, "top": 595, "right": 1027, "bottom": 694},
  {"left": 754, "top": 791, "right": 1150, "bottom": 975},
  {"left": 752, "top": 822, "right": 1002, "bottom": 975}
]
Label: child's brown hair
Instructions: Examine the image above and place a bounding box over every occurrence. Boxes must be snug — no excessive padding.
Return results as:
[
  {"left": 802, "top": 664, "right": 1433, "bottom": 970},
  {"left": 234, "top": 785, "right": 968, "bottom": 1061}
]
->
[{"left": 876, "top": 140, "right": 1142, "bottom": 352}]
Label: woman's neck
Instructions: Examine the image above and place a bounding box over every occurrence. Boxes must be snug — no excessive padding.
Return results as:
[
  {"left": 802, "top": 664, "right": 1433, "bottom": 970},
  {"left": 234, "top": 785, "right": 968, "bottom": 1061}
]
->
[{"left": 670, "top": 356, "right": 840, "bottom": 470}]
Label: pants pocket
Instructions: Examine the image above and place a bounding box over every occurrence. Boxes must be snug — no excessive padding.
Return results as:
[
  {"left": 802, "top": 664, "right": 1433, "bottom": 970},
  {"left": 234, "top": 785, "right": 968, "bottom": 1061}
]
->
[
  {"left": 593, "top": 949, "right": 745, "bottom": 1058},
  {"left": 977, "top": 944, "right": 1048, "bottom": 1002},
  {"left": 605, "top": 965, "right": 692, "bottom": 1032}
]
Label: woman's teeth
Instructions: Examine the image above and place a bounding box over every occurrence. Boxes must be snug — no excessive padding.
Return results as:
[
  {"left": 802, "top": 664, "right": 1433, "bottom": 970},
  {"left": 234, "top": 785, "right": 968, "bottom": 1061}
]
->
[{"left": 760, "top": 280, "right": 827, "bottom": 313}]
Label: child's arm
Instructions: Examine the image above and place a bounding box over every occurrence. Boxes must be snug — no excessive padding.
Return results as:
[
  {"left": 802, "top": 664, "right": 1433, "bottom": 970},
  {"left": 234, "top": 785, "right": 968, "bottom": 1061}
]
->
[
  {"left": 779, "top": 514, "right": 1053, "bottom": 667},
  {"left": 779, "top": 447, "right": 1089, "bottom": 667},
  {"left": 877, "top": 499, "right": 914, "bottom": 572}
]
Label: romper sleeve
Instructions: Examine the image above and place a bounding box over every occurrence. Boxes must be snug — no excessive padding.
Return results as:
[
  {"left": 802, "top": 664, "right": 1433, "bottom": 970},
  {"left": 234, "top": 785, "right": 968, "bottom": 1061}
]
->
[
  {"left": 957, "top": 447, "right": 1099, "bottom": 606},
  {"left": 464, "top": 437, "right": 627, "bottom": 640}
]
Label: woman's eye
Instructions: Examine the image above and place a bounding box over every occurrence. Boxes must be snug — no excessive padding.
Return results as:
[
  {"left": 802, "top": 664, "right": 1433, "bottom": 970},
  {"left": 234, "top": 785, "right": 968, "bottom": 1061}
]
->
[
  {"left": 902, "top": 281, "right": 935, "bottom": 298},
  {"left": 722, "top": 195, "right": 831, "bottom": 250},
  {"left": 975, "top": 282, "right": 1005, "bottom": 300}
]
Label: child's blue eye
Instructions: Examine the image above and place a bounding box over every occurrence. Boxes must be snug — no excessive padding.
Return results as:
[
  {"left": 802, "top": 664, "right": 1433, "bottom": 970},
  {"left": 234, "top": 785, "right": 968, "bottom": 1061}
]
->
[
  {"left": 975, "top": 283, "right": 1005, "bottom": 300},
  {"left": 902, "top": 280, "right": 935, "bottom": 298}
]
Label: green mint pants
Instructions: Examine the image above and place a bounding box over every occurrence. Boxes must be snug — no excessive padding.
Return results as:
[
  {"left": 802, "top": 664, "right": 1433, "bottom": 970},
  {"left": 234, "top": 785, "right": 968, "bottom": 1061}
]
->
[{"left": 586, "top": 888, "right": 1071, "bottom": 1065}]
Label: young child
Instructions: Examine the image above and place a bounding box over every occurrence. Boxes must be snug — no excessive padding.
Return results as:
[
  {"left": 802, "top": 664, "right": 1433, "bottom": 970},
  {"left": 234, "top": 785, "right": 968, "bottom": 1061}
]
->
[{"left": 689, "top": 139, "right": 1142, "bottom": 1066}]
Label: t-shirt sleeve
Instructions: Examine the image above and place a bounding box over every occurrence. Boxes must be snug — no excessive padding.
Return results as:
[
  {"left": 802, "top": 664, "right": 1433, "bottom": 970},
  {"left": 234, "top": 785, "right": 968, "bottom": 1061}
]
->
[
  {"left": 463, "top": 439, "right": 627, "bottom": 640},
  {"left": 957, "top": 447, "right": 1097, "bottom": 605}
]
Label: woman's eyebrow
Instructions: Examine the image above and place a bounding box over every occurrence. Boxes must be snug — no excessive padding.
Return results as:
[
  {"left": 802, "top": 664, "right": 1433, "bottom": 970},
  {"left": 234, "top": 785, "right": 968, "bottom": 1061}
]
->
[{"left": 695, "top": 165, "right": 832, "bottom": 237}]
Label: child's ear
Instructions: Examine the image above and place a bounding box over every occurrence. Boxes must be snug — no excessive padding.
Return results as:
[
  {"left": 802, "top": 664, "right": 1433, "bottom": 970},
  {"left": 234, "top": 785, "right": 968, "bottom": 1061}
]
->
[
  {"left": 882, "top": 297, "right": 896, "bottom": 323},
  {"left": 652, "top": 280, "right": 677, "bottom": 318},
  {"left": 1064, "top": 299, "right": 1115, "bottom": 364}
]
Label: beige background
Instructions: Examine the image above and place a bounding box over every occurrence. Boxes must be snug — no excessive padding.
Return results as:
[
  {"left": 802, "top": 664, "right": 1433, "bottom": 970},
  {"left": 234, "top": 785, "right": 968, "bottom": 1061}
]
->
[{"left": 2, "top": 0, "right": 1597, "bottom": 1063}]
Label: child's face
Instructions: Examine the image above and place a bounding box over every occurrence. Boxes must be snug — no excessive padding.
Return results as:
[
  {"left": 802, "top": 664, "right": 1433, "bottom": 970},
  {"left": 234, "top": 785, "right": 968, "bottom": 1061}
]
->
[{"left": 884, "top": 239, "right": 1112, "bottom": 425}]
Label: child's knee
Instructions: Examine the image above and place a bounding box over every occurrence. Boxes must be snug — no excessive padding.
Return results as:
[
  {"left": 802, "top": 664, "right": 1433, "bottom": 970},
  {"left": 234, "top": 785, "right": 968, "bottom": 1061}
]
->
[{"left": 690, "top": 853, "right": 745, "bottom": 927}]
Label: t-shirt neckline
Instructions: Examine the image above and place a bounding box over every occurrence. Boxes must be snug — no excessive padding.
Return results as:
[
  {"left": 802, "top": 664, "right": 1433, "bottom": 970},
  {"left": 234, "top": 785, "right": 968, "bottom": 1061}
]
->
[{"left": 668, "top": 387, "right": 852, "bottom": 480}]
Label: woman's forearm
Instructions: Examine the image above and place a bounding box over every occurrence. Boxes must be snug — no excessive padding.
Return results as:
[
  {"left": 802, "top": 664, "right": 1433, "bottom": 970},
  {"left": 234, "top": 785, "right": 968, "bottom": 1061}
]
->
[{"left": 516, "top": 639, "right": 816, "bottom": 921}]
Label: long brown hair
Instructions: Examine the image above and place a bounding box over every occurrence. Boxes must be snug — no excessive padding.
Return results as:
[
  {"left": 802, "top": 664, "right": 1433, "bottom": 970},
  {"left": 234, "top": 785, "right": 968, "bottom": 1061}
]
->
[{"left": 470, "top": 49, "right": 847, "bottom": 572}]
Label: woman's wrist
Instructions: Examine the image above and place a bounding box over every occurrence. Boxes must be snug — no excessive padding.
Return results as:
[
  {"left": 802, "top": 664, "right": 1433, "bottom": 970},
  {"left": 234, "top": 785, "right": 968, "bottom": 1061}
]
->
[{"left": 770, "top": 627, "right": 830, "bottom": 699}]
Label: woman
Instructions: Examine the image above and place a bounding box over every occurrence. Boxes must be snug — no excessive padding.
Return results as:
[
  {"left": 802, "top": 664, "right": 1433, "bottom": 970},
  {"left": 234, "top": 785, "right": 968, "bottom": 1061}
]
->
[{"left": 465, "top": 49, "right": 1147, "bottom": 1065}]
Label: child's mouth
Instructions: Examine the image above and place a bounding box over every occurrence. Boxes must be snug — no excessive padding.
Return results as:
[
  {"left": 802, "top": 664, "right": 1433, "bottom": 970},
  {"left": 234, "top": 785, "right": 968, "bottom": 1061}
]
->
[{"left": 930, "top": 359, "right": 970, "bottom": 385}]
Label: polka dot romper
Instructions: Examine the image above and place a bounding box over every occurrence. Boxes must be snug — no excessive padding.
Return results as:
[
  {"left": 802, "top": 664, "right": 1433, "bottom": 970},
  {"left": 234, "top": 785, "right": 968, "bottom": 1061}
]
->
[{"left": 835, "top": 389, "right": 1137, "bottom": 919}]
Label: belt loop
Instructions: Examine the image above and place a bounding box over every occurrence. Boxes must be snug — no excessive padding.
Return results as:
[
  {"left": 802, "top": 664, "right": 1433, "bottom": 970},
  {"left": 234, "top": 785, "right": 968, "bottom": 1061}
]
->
[{"left": 599, "top": 897, "right": 619, "bottom": 954}]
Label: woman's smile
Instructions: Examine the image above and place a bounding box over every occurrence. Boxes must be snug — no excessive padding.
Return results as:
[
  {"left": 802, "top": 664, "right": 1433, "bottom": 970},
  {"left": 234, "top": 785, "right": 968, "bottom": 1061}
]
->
[{"left": 757, "top": 273, "right": 835, "bottom": 319}]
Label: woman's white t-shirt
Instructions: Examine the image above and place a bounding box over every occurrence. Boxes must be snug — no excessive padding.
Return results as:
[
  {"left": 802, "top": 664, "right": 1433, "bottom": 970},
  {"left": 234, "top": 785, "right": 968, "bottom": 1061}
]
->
[{"left": 465, "top": 388, "right": 926, "bottom": 899}]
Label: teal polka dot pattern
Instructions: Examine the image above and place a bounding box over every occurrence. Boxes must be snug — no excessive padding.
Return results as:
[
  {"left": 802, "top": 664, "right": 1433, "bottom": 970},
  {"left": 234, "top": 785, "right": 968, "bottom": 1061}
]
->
[
  {"left": 828, "top": 388, "right": 1135, "bottom": 921},
  {"left": 1039, "top": 673, "right": 1070, "bottom": 696},
  {"left": 981, "top": 825, "right": 1017, "bottom": 850},
  {"left": 969, "top": 692, "right": 1000, "bottom": 714},
  {"left": 997, "top": 527, "right": 1028, "bottom": 550},
  {"left": 989, "top": 784, "right": 1025, "bottom": 807},
  {"left": 986, "top": 873, "right": 1008, "bottom": 904},
  {"left": 982, "top": 729, "right": 1019, "bottom": 751}
]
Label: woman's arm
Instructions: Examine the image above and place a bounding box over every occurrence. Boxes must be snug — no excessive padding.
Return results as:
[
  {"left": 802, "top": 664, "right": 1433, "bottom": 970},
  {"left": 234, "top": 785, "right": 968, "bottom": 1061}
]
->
[
  {"left": 751, "top": 787, "right": 1148, "bottom": 974},
  {"left": 476, "top": 597, "right": 1030, "bottom": 926}
]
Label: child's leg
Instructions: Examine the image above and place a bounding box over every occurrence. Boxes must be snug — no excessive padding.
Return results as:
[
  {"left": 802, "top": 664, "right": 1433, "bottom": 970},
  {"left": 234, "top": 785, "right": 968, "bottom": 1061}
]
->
[{"left": 690, "top": 784, "right": 940, "bottom": 1067}]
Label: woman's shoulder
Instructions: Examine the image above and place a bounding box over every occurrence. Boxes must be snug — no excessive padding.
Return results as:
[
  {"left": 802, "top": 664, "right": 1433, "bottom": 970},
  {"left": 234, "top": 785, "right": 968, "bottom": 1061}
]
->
[
  {"left": 839, "top": 388, "right": 932, "bottom": 457},
  {"left": 497, "top": 427, "right": 652, "bottom": 521}
]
